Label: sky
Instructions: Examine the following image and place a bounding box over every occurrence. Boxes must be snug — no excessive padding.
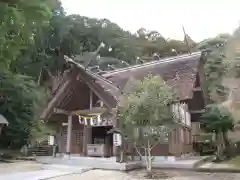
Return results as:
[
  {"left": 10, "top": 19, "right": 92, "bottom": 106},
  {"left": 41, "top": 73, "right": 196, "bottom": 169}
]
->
[{"left": 61, "top": 0, "right": 240, "bottom": 42}]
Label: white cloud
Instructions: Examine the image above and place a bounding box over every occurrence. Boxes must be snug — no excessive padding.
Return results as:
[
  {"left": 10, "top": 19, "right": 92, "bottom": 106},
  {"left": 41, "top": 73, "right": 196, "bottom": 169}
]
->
[{"left": 61, "top": 0, "right": 240, "bottom": 41}]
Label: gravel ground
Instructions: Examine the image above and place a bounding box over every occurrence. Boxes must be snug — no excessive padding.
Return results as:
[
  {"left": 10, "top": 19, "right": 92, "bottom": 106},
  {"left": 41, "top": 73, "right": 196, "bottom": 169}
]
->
[
  {"left": 49, "top": 169, "right": 240, "bottom": 180},
  {"left": 0, "top": 161, "right": 41, "bottom": 175},
  {"left": 1, "top": 162, "right": 240, "bottom": 180}
]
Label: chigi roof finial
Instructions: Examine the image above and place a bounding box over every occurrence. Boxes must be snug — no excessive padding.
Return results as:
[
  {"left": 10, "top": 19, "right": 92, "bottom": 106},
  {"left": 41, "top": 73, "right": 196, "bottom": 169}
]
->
[{"left": 182, "top": 26, "right": 192, "bottom": 55}]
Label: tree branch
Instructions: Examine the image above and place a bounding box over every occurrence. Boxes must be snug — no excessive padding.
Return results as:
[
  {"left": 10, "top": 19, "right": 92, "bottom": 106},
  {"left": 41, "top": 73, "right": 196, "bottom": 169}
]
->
[
  {"left": 37, "top": 68, "right": 42, "bottom": 85},
  {"left": 134, "top": 143, "right": 144, "bottom": 158},
  {"left": 150, "top": 142, "right": 158, "bottom": 150}
]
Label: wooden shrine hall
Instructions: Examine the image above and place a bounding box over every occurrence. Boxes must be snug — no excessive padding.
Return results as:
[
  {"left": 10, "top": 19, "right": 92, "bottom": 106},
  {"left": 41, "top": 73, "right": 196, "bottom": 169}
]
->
[{"left": 41, "top": 51, "right": 209, "bottom": 160}]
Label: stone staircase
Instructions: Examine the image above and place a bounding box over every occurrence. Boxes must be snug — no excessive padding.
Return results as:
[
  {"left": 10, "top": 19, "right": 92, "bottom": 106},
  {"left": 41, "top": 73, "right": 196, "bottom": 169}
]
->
[
  {"left": 28, "top": 138, "right": 53, "bottom": 156},
  {"left": 31, "top": 145, "right": 53, "bottom": 156}
]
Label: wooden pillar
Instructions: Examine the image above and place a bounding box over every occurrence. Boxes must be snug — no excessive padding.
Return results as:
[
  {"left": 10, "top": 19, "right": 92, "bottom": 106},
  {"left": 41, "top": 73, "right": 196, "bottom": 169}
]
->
[
  {"left": 183, "top": 103, "right": 187, "bottom": 125},
  {"left": 83, "top": 118, "right": 87, "bottom": 156},
  {"left": 89, "top": 90, "right": 93, "bottom": 109},
  {"left": 89, "top": 90, "right": 93, "bottom": 144},
  {"left": 83, "top": 118, "right": 92, "bottom": 156},
  {"left": 100, "top": 101, "right": 104, "bottom": 107},
  {"left": 66, "top": 115, "right": 72, "bottom": 155},
  {"left": 82, "top": 90, "right": 93, "bottom": 156},
  {"left": 112, "top": 119, "right": 117, "bottom": 157},
  {"left": 114, "top": 111, "right": 122, "bottom": 162}
]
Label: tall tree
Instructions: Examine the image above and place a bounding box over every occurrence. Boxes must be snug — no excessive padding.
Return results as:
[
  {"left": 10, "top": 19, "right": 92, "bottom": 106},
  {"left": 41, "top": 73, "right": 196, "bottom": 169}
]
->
[
  {"left": 198, "top": 35, "right": 229, "bottom": 103},
  {"left": 0, "top": 0, "right": 52, "bottom": 68},
  {"left": 0, "top": 0, "right": 55, "bottom": 148},
  {"left": 200, "top": 104, "right": 234, "bottom": 160},
  {"left": 118, "top": 75, "right": 174, "bottom": 176},
  {"left": 0, "top": 70, "right": 47, "bottom": 148}
]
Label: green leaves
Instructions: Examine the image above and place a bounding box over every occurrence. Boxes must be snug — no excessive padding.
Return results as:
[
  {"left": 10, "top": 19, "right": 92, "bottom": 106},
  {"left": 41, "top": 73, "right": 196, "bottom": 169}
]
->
[
  {"left": 0, "top": 0, "right": 53, "bottom": 68},
  {"left": 0, "top": 69, "right": 47, "bottom": 148},
  {"left": 201, "top": 104, "right": 234, "bottom": 134},
  {"left": 199, "top": 35, "right": 229, "bottom": 103},
  {"left": 0, "top": 0, "right": 53, "bottom": 147},
  {"left": 118, "top": 75, "right": 174, "bottom": 146}
]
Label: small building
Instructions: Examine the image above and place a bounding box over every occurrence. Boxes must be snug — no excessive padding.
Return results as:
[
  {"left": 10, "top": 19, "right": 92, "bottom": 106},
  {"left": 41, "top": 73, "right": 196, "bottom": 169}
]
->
[
  {"left": 0, "top": 114, "right": 9, "bottom": 135},
  {"left": 41, "top": 52, "right": 209, "bottom": 159}
]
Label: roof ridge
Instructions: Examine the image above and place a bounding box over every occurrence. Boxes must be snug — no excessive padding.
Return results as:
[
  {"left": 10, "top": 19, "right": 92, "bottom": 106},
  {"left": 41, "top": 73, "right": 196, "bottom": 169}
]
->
[
  {"left": 103, "top": 52, "right": 202, "bottom": 77},
  {"left": 64, "top": 55, "right": 119, "bottom": 91}
]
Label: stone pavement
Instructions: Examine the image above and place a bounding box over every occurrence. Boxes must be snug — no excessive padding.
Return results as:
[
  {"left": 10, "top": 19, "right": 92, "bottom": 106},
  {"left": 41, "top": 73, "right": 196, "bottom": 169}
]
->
[
  {"left": 0, "top": 162, "right": 91, "bottom": 180},
  {"left": 199, "top": 162, "right": 235, "bottom": 169},
  {"left": 0, "top": 161, "right": 41, "bottom": 175},
  {"left": 48, "top": 169, "right": 240, "bottom": 180},
  {"left": 0, "top": 170, "right": 76, "bottom": 180},
  {"left": 196, "top": 162, "right": 240, "bottom": 173},
  {"left": 36, "top": 156, "right": 211, "bottom": 171}
]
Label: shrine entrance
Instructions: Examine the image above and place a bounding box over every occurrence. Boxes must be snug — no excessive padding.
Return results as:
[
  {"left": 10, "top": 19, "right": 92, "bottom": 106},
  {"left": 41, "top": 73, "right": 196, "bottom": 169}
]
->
[
  {"left": 90, "top": 126, "right": 113, "bottom": 157},
  {"left": 54, "top": 107, "right": 116, "bottom": 158}
]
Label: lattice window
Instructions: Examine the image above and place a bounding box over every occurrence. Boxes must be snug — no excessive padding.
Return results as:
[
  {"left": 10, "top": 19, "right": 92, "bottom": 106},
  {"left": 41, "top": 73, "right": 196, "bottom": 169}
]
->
[
  {"left": 188, "top": 130, "right": 192, "bottom": 144},
  {"left": 75, "top": 131, "right": 83, "bottom": 144},
  {"left": 61, "top": 128, "right": 83, "bottom": 146},
  {"left": 62, "top": 128, "right": 67, "bottom": 144},
  {"left": 173, "top": 129, "right": 177, "bottom": 144},
  {"left": 181, "top": 128, "right": 184, "bottom": 142}
]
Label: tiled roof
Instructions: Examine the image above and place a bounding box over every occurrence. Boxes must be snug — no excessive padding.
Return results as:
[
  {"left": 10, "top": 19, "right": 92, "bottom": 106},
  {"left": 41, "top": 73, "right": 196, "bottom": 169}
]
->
[{"left": 96, "top": 52, "right": 204, "bottom": 100}]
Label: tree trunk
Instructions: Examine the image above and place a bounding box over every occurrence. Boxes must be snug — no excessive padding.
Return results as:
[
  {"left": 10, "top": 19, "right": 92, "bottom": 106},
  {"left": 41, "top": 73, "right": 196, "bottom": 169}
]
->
[
  {"left": 145, "top": 140, "right": 153, "bottom": 178},
  {"left": 216, "top": 132, "right": 225, "bottom": 161}
]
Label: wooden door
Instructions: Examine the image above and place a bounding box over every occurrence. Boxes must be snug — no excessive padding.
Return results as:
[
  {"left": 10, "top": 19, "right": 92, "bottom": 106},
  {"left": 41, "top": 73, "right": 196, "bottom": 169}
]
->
[
  {"left": 71, "top": 130, "right": 83, "bottom": 154},
  {"left": 59, "top": 127, "right": 83, "bottom": 155}
]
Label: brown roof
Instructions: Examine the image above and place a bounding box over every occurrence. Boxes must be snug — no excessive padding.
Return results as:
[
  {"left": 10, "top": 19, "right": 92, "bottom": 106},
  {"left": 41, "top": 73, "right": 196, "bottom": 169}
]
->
[
  {"left": 97, "top": 52, "right": 205, "bottom": 100},
  {"left": 41, "top": 52, "right": 206, "bottom": 119},
  {"left": 41, "top": 56, "right": 118, "bottom": 120}
]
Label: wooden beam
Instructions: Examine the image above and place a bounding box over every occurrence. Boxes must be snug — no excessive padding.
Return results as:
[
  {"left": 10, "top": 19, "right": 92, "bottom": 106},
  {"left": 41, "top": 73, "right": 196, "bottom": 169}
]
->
[
  {"left": 71, "top": 107, "right": 108, "bottom": 115},
  {"left": 189, "top": 109, "right": 205, "bottom": 114},
  {"left": 41, "top": 80, "right": 71, "bottom": 119},
  {"left": 78, "top": 70, "right": 117, "bottom": 108},
  {"left": 193, "top": 87, "right": 202, "bottom": 91},
  {"left": 54, "top": 107, "right": 109, "bottom": 116},
  {"left": 65, "top": 55, "right": 118, "bottom": 107},
  {"left": 53, "top": 108, "right": 71, "bottom": 115},
  {"left": 64, "top": 55, "right": 119, "bottom": 92}
]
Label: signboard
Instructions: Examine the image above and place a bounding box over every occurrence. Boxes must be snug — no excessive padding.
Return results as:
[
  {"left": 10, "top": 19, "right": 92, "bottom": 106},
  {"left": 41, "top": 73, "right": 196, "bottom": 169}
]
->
[
  {"left": 142, "top": 126, "right": 170, "bottom": 142},
  {"left": 113, "top": 133, "right": 122, "bottom": 146},
  {"left": 62, "top": 122, "right": 68, "bottom": 126},
  {"left": 48, "top": 135, "right": 55, "bottom": 145}
]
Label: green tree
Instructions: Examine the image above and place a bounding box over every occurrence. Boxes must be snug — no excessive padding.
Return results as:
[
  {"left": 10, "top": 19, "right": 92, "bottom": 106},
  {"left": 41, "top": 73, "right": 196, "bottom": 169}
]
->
[
  {"left": 0, "top": 0, "right": 52, "bottom": 68},
  {"left": 0, "top": 0, "right": 55, "bottom": 148},
  {"left": 198, "top": 35, "right": 229, "bottom": 103},
  {"left": 200, "top": 104, "right": 234, "bottom": 160},
  {"left": 0, "top": 69, "right": 47, "bottom": 148},
  {"left": 118, "top": 75, "right": 175, "bottom": 176}
]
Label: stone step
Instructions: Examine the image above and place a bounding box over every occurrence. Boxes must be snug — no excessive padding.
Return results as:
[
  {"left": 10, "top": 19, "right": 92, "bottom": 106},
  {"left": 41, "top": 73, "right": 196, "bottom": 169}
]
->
[{"left": 29, "top": 145, "right": 53, "bottom": 156}]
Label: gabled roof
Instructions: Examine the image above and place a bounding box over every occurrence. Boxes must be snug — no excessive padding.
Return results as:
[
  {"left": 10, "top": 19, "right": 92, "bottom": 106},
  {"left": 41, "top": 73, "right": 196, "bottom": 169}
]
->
[
  {"left": 41, "top": 52, "right": 207, "bottom": 120},
  {"left": 98, "top": 52, "right": 206, "bottom": 100},
  {"left": 41, "top": 56, "right": 119, "bottom": 120}
]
